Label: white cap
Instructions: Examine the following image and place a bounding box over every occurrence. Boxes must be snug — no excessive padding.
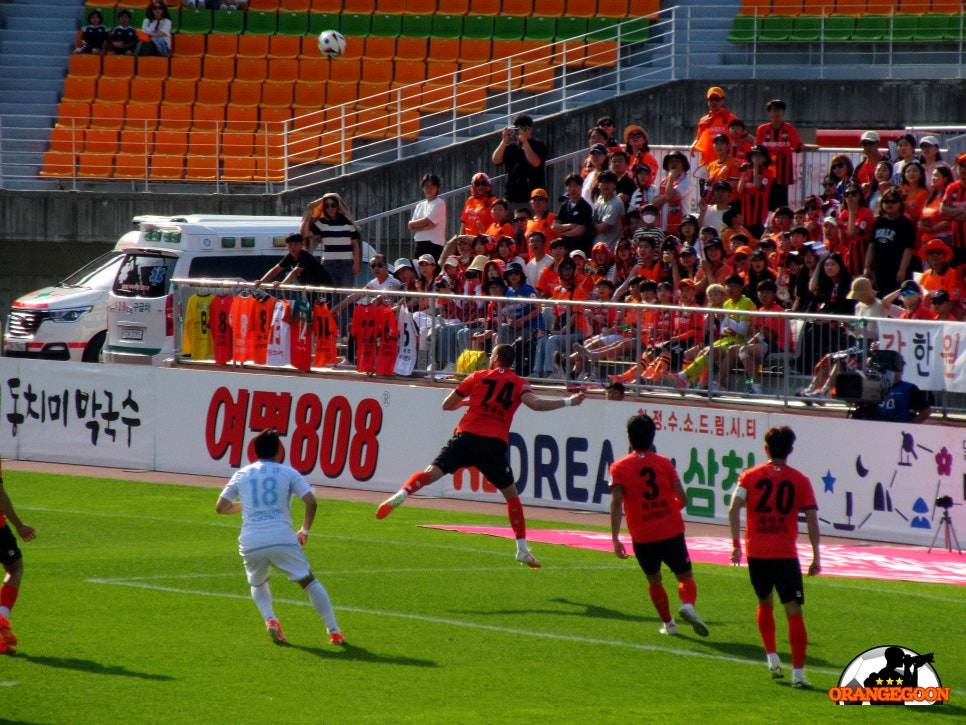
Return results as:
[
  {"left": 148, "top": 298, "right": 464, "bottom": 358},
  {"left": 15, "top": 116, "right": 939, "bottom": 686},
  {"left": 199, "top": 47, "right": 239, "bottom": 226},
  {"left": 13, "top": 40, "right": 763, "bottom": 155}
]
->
[
  {"left": 919, "top": 135, "right": 940, "bottom": 147},
  {"left": 860, "top": 131, "right": 880, "bottom": 143}
]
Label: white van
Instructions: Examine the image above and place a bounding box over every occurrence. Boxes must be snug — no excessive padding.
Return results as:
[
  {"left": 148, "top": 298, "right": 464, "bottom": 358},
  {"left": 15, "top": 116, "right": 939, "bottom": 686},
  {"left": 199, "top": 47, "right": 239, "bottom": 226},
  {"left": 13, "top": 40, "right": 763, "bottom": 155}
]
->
[
  {"left": 4, "top": 230, "right": 142, "bottom": 362},
  {"left": 103, "top": 214, "right": 376, "bottom": 366}
]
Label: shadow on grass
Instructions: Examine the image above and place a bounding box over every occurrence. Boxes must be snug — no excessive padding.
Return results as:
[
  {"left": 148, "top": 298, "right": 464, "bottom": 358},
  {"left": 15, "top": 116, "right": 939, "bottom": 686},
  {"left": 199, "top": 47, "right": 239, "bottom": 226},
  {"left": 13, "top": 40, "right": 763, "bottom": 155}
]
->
[
  {"left": 692, "top": 637, "right": 840, "bottom": 669},
  {"left": 453, "top": 597, "right": 648, "bottom": 623},
  {"left": 287, "top": 642, "right": 438, "bottom": 668},
  {"left": 15, "top": 653, "right": 175, "bottom": 681}
]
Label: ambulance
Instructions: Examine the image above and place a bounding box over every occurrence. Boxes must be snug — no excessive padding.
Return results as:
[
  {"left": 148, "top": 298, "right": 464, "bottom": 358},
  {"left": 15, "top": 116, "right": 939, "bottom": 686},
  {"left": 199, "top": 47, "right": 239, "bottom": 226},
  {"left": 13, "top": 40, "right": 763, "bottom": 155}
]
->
[
  {"left": 4, "top": 230, "right": 142, "bottom": 362},
  {"left": 103, "top": 214, "right": 376, "bottom": 366}
]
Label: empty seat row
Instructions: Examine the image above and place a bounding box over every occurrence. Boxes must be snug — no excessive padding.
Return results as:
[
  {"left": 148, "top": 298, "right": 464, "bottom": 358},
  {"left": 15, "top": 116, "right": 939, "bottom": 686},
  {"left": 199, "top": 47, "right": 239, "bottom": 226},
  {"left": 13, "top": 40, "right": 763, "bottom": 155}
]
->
[
  {"left": 737, "top": 0, "right": 963, "bottom": 16},
  {"left": 729, "top": 11, "right": 966, "bottom": 42}
]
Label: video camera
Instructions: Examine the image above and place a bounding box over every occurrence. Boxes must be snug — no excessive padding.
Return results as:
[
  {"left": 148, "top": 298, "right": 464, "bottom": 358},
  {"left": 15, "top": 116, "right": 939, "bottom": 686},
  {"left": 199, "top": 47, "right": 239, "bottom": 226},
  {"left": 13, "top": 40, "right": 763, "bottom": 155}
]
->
[
  {"left": 834, "top": 350, "right": 904, "bottom": 405},
  {"left": 904, "top": 652, "right": 934, "bottom": 668}
]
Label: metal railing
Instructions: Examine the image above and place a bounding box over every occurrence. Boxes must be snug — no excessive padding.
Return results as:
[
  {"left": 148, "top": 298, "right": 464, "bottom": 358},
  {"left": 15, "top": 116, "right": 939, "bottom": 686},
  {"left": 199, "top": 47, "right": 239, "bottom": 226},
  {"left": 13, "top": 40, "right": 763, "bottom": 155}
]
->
[{"left": 169, "top": 277, "right": 966, "bottom": 420}]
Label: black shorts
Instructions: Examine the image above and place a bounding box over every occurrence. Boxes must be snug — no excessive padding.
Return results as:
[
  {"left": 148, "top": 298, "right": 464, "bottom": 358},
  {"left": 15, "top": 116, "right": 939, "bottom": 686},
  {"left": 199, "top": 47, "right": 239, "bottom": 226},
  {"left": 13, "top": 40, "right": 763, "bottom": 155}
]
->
[
  {"left": 0, "top": 525, "right": 22, "bottom": 566},
  {"left": 431, "top": 432, "right": 515, "bottom": 489},
  {"left": 748, "top": 557, "right": 804, "bottom": 605},
  {"left": 632, "top": 533, "right": 692, "bottom": 577}
]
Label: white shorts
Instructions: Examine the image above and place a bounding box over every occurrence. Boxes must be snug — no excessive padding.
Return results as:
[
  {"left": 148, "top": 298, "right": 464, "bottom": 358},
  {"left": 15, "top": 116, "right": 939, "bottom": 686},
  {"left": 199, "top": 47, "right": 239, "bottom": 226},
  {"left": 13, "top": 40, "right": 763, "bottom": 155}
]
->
[{"left": 242, "top": 544, "right": 311, "bottom": 586}]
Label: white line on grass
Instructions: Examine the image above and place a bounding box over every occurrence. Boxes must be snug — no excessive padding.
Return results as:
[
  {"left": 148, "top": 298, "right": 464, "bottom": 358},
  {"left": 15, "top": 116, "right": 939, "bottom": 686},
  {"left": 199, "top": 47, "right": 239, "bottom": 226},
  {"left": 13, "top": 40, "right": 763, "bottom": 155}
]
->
[
  {"left": 0, "top": 681, "right": 17, "bottom": 687},
  {"left": 88, "top": 577, "right": 845, "bottom": 678}
]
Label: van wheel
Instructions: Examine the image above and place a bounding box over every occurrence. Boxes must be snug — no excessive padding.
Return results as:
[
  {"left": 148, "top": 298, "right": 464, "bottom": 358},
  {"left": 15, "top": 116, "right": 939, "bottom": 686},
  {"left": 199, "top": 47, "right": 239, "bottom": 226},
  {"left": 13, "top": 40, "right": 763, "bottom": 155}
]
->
[{"left": 83, "top": 331, "right": 106, "bottom": 363}]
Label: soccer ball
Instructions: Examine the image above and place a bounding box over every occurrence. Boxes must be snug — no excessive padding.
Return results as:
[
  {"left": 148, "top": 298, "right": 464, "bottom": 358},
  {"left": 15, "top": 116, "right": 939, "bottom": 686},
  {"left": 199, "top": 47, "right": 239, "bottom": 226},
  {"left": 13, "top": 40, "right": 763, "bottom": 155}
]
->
[{"left": 317, "top": 30, "right": 346, "bottom": 59}]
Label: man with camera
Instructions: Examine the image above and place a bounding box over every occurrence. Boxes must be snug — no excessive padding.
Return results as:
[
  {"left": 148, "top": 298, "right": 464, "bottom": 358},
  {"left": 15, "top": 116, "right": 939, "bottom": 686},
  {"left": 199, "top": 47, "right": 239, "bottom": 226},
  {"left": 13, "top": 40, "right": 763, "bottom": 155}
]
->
[
  {"left": 492, "top": 114, "right": 549, "bottom": 204},
  {"left": 841, "top": 350, "right": 933, "bottom": 423}
]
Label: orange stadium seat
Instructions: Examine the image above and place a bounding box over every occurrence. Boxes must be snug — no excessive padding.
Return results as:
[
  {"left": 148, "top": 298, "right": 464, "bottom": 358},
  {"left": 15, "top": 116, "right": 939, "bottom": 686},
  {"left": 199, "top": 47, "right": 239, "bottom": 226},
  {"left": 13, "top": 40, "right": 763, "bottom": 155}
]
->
[
  {"left": 262, "top": 80, "right": 295, "bottom": 107},
  {"left": 292, "top": 80, "right": 328, "bottom": 112},
  {"left": 319, "top": 131, "right": 352, "bottom": 164},
  {"left": 250, "top": 0, "right": 282, "bottom": 9},
  {"left": 596, "top": 0, "right": 627, "bottom": 15},
  {"left": 119, "top": 129, "right": 154, "bottom": 155},
  {"left": 113, "top": 153, "right": 148, "bottom": 179},
  {"left": 376, "top": 0, "right": 407, "bottom": 12},
  {"left": 226, "top": 105, "right": 261, "bottom": 133},
  {"left": 192, "top": 104, "right": 227, "bottom": 132},
  {"left": 68, "top": 53, "right": 101, "bottom": 79},
  {"left": 153, "top": 130, "right": 189, "bottom": 156},
  {"left": 221, "top": 156, "right": 257, "bottom": 182},
  {"left": 221, "top": 131, "right": 256, "bottom": 157},
  {"left": 206, "top": 33, "right": 240, "bottom": 58},
  {"left": 458, "top": 38, "right": 492, "bottom": 64},
  {"left": 237, "top": 34, "right": 271, "bottom": 60},
  {"left": 150, "top": 154, "right": 185, "bottom": 180},
  {"left": 236, "top": 58, "right": 269, "bottom": 83},
  {"left": 62, "top": 77, "right": 97, "bottom": 104},
  {"left": 40, "top": 151, "right": 75, "bottom": 177},
  {"left": 172, "top": 33, "right": 206, "bottom": 58},
  {"left": 184, "top": 155, "right": 218, "bottom": 181},
  {"left": 158, "top": 103, "right": 193, "bottom": 131},
  {"left": 769, "top": 0, "right": 804, "bottom": 14},
  {"left": 56, "top": 101, "right": 92, "bottom": 130},
  {"left": 136, "top": 56, "right": 169, "bottom": 81},
  {"left": 355, "top": 108, "right": 389, "bottom": 139},
  {"left": 300, "top": 35, "right": 325, "bottom": 59},
  {"left": 298, "top": 57, "right": 331, "bottom": 82},
  {"left": 229, "top": 81, "right": 263, "bottom": 108},
  {"left": 343, "top": 0, "right": 376, "bottom": 12},
  {"left": 387, "top": 108, "right": 420, "bottom": 140},
  {"left": 468, "top": 0, "right": 500, "bottom": 15},
  {"left": 90, "top": 101, "right": 126, "bottom": 130},
  {"left": 268, "top": 35, "right": 301, "bottom": 59},
  {"left": 48, "top": 126, "right": 83, "bottom": 153},
  {"left": 124, "top": 102, "right": 160, "bottom": 131},
  {"left": 439, "top": 0, "right": 471, "bottom": 13},
  {"left": 287, "top": 130, "right": 319, "bottom": 163},
  {"left": 96, "top": 78, "right": 130, "bottom": 104},
  {"left": 312, "top": 0, "right": 343, "bottom": 10},
  {"left": 77, "top": 151, "right": 112, "bottom": 178},
  {"left": 628, "top": 0, "right": 660, "bottom": 15},
  {"left": 395, "top": 37, "right": 428, "bottom": 61},
  {"left": 533, "top": 0, "right": 567, "bottom": 16},
  {"left": 202, "top": 56, "right": 236, "bottom": 82},
  {"left": 254, "top": 154, "right": 286, "bottom": 183},
  {"left": 406, "top": 0, "right": 436, "bottom": 13},
  {"left": 364, "top": 36, "right": 397, "bottom": 61},
  {"left": 503, "top": 0, "right": 534, "bottom": 14},
  {"left": 521, "top": 62, "right": 555, "bottom": 92},
  {"left": 196, "top": 79, "right": 231, "bottom": 107},
  {"left": 268, "top": 57, "right": 300, "bottom": 82},
  {"left": 164, "top": 79, "right": 197, "bottom": 106},
  {"left": 325, "top": 81, "right": 360, "bottom": 109},
  {"left": 259, "top": 107, "right": 294, "bottom": 130},
  {"left": 169, "top": 57, "right": 202, "bottom": 82},
  {"left": 428, "top": 37, "right": 461, "bottom": 63},
  {"left": 102, "top": 54, "right": 135, "bottom": 80},
  {"left": 460, "top": 60, "right": 494, "bottom": 88},
  {"left": 280, "top": 0, "right": 311, "bottom": 9},
  {"left": 189, "top": 131, "right": 219, "bottom": 157},
  {"left": 566, "top": 0, "right": 597, "bottom": 17},
  {"left": 84, "top": 128, "right": 119, "bottom": 154},
  {"left": 130, "top": 77, "right": 163, "bottom": 105},
  {"left": 330, "top": 58, "right": 362, "bottom": 81}
]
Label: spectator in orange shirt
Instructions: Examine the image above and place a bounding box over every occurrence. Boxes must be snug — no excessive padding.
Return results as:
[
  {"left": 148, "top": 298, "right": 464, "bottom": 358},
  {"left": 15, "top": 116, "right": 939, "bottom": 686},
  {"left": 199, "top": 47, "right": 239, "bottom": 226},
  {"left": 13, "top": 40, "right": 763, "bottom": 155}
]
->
[
  {"left": 459, "top": 172, "right": 496, "bottom": 237},
  {"left": 484, "top": 198, "right": 514, "bottom": 248},
  {"left": 524, "top": 187, "right": 558, "bottom": 245},
  {"left": 624, "top": 125, "right": 658, "bottom": 187},
  {"left": 918, "top": 238, "right": 960, "bottom": 303},
  {"left": 692, "top": 86, "right": 737, "bottom": 168}
]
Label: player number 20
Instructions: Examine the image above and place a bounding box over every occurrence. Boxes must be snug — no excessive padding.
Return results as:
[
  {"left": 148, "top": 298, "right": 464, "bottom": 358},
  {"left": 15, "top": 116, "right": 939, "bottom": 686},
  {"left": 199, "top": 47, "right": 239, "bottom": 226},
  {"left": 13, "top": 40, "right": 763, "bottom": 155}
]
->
[{"left": 753, "top": 478, "right": 795, "bottom": 515}]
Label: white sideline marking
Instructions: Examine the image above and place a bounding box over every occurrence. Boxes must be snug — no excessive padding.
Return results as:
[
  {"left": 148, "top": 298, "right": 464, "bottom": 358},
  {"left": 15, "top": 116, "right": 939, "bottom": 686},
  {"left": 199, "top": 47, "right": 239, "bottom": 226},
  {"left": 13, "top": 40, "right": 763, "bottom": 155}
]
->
[
  {"left": 0, "top": 681, "right": 17, "bottom": 687},
  {"left": 88, "top": 577, "right": 838, "bottom": 675}
]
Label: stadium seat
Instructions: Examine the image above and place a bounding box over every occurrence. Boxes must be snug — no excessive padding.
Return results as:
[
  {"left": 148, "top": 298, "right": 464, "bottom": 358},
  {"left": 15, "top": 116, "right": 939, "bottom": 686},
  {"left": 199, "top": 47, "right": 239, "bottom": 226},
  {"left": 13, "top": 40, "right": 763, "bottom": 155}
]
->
[
  {"left": 62, "top": 77, "right": 97, "bottom": 104},
  {"left": 221, "top": 156, "right": 257, "bottom": 182},
  {"left": 319, "top": 132, "right": 353, "bottom": 164},
  {"left": 584, "top": 39, "right": 618, "bottom": 67},
  {"left": 916, "top": 13, "right": 953, "bottom": 41},
  {"left": 392, "top": 59, "right": 428, "bottom": 85},
  {"left": 769, "top": 0, "right": 803, "bottom": 14},
  {"left": 340, "top": 14, "right": 371, "bottom": 37},
  {"left": 78, "top": 151, "right": 114, "bottom": 178},
  {"left": 158, "top": 103, "right": 193, "bottom": 131},
  {"left": 401, "top": 14, "right": 432, "bottom": 38},
  {"left": 119, "top": 128, "right": 154, "bottom": 155},
  {"left": 268, "top": 34, "right": 301, "bottom": 59},
  {"left": 287, "top": 130, "right": 319, "bottom": 162},
  {"left": 355, "top": 108, "right": 389, "bottom": 139},
  {"left": 363, "top": 36, "right": 396, "bottom": 61},
  {"left": 236, "top": 58, "right": 269, "bottom": 83},
  {"left": 788, "top": 14, "right": 821, "bottom": 41},
  {"left": 852, "top": 14, "right": 889, "bottom": 41},
  {"left": 153, "top": 130, "right": 189, "bottom": 157},
  {"left": 172, "top": 33, "right": 206, "bottom": 58},
  {"left": 265, "top": 65, "right": 297, "bottom": 94},
  {"left": 468, "top": 0, "right": 500, "bottom": 15},
  {"left": 130, "top": 77, "right": 163, "bottom": 105},
  {"left": 307, "top": 12, "right": 339, "bottom": 36},
  {"left": 344, "top": 0, "right": 376, "bottom": 11},
  {"left": 330, "top": 58, "right": 362, "bottom": 81},
  {"left": 281, "top": 0, "right": 312, "bottom": 9},
  {"left": 460, "top": 14, "right": 495, "bottom": 39},
  {"left": 254, "top": 154, "right": 286, "bottom": 183},
  {"left": 262, "top": 80, "right": 295, "bottom": 107},
  {"left": 822, "top": 14, "right": 856, "bottom": 41},
  {"left": 237, "top": 36, "right": 270, "bottom": 61},
  {"left": 277, "top": 11, "right": 309, "bottom": 36},
  {"left": 203, "top": 57, "right": 236, "bottom": 82},
  {"left": 759, "top": 15, "right": 793, "bottom": 41},
  {"left": 395, "top": 36, "right": 428, "bottom": 61},
  {"left": 376, "top": 0, "right": 407, "bottom": 12},
  {"left": 112, "top": 152, "right": 149, "bottom": 179},
  {"left": 221, "top": 130, "right": 256, "bottom": 157},
  {"left": 298, "top": 57, "right": 331, "bottom": 81},
  {"left": 587, "top": 16, "right": 620, "bottom": 40},
  {"left": 534, "top": 0, "right": 567, "bottom": 16},
  {"left": 40, "top": 151, "right": 75, "bottom": 177},
  {"left": 326, "top": 81, "right": 360, "bottom": 108},
  {"left": 890, "top": 14, "right": 918, "bottom": 41},
  {"left": 438, "top": 0, "right": 470, "bottom": 13},
  {"left": 429, "top": 37, "right": 461, "bottom": 62},
  {"left": 628, "top": 0, "right": 660, "bottom": 15},
  {"left": 136, "top": 56, "right": 169, "bottom": 81},
  {"left": 493, "top": 16, "right": 526, "bottom": 40},
  {"left": 370, "top": 13, "right": 402, "bottom": 39},
  {"left": 178, "top": 8, "right": 213, "bottom": 34},
  {"left": 192, "top": 104, "right": 227, "bottom": 132},
  {"left": 84, "top": 128, "right": 119, "bottom": 154},
  {"left": 943, "top": 13, "right": 962, "bottom": 40},
  {"left": 525, "top": 16, "right": 557, "bottom": 41},
  {"left": 503, "top": 0, "right": 534, "bottom": 14},
  {"left": 293, "top": 80, "right": 328, "bottom": 111},
  {"left": 387, "top": 108, "right": 420, "bottom": 140},
  {"left": 520, "top": 62, "right": 554, "bottom": 93},
  {"left": 184, "top": 155, "right": 218, "bottom": 181},
  {"left": 565, "top": 0, "right": 597, "bottom": 18},
  {"left": 250, "top": 0, "right": 283, "bottom": 8},
  {"left": 728, "top": 15, "right": 757, "bottom": 42},
  {"left": 164, "top": 79, "right": 196, "bottom": 105},
  {"left": 405, "top": 0, "right": 436, "bottom": 12},
  {"left": 259, "top": 107, "right": 294, "bottom": 130},
  {"left": 246, "top": 10, "right": 279, "bottom": 35},
  {"left": 95, "top": 78, "right": 130, "bottom": 104},
  {"left": 596, "top": 0, "right": 627, "bottom": 16},
  {"left": 211, "top": 8, "right": 245, "bottom": 34},
  {"left": 150, "top": 154, "right": 185, "bottom": 180},
  {"left": 230, "top": 81, "right": 263, "bottom": 108},
  {"left": 621, "top": 16, "right": 650, "bottom": 43},
  {"left": 124, "top": 102, "right": 159, "bottom": 131},
  {"left": 300, "top": 35, "right": 326, "bottom": 59},
  {"left": 48, "top": 126, "right": 84, "bottom": 153},
  {"left": 459, "top": 38, "right": 492, "bottom": 64},
  {"left": 206, "top": 34, "right": 239, "bottom": 58},
  {"left": 68, "top": 53, "right": 101, "bottom": 79},
  {"left": 188, "top": 130, "right": 219, "bottom": 157},
  {"left": 556, "top": 16, "right": 588, "bottom": 39},
  {"left": 56, "top": 101, "right": 92, "bottom": 130},
  {"left": 197, "top": 79, "right": 231, "bottom": 107},
  {"left": 102, "top": 54, "right": 135, "bottom": 80}
]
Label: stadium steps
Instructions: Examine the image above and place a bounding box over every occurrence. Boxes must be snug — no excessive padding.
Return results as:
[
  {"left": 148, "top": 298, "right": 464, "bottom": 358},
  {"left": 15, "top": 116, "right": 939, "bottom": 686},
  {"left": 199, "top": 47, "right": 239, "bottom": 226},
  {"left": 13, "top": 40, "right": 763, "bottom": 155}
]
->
[{"left": 0, "top": 0, "right": 78, "bottom": 188}]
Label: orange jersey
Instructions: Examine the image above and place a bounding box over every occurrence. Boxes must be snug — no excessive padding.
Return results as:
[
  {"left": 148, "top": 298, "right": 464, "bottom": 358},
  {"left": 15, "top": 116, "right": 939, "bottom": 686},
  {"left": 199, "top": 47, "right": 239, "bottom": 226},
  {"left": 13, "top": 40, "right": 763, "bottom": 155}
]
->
[
  {"left": 210, "top": 293, "right": 234, "bottom": 365},
  {"left": 229, "top": 294, "right": 257, "bottom": 363},
  {"left": 461, "top": 195, "right": 495, "bottom": 236},
  {"left": 455, "top": 366, "right": 532, "bottom": 443},
  {"left": 740, "top": 166, "right": 776, "bottom": 228},
  {"left": 251, "top": 295, "right": 275, "bottom": 365},
  {"left": 525, "top": 214, "right": 558, "bottom": 244},
  {"left": 737, "top": 462, "right": 817, "bottom": 559},
  {"left": 705, "top": 157, "right": 742, "bottom": 201},
  {"left": 755, "top": 122, "right": 803, "bottom": 186},
  {"left": 609, "top": 451, "right": 685, "bottom": 543},
  {"left": 313, "top": 301, "right": 338, "bottom": 367}
]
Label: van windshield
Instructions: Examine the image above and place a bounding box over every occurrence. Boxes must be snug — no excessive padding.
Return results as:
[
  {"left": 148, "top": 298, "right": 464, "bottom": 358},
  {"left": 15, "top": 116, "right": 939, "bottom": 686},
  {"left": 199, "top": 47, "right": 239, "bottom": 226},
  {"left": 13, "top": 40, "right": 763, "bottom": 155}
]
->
[
  {"left": 60, "top": 251, "right": 123, "bottom": 289},
  {"left": 113, "top": 252, "right": 178, "bottom": 298}
]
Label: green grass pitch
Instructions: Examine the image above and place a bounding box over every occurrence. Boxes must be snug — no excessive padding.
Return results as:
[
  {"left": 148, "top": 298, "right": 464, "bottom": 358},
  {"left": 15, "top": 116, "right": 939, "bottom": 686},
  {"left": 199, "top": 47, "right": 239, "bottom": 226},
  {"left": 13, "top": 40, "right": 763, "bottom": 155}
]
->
[{"left": 3, "top": 471, "right": 965, "bottom": 724}]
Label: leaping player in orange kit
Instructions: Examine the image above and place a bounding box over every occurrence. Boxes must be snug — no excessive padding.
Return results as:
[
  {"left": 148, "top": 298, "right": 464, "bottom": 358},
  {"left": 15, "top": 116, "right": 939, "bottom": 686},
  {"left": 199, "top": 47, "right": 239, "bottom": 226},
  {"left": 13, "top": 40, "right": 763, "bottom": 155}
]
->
[
  {"left": 0, "top": 456, "right": 36, "bottom": 654},
  {"left": 375, "top": 344, "right": 584, "bottom": 568}
]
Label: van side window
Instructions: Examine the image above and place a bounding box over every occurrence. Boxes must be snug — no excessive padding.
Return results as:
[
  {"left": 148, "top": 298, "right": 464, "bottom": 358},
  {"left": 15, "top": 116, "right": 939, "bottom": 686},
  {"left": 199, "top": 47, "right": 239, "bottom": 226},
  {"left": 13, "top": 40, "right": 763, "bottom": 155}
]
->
[
  {"left": 188, "top": 256, "right": 278, "bottom": 281},
  {"left": 113, "top": 253, "right": 178, "bottom": 298}
]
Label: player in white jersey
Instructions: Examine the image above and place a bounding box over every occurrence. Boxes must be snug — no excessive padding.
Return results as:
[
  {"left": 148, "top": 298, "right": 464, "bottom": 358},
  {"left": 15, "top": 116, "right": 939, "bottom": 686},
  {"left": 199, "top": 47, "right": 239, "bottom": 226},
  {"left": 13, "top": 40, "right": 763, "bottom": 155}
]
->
[
  {"left": 216, "top": 429, "right": 345, "bottom": 646},
  {"left": 266, "top": 299, "right": 291, "bottom": 367}
]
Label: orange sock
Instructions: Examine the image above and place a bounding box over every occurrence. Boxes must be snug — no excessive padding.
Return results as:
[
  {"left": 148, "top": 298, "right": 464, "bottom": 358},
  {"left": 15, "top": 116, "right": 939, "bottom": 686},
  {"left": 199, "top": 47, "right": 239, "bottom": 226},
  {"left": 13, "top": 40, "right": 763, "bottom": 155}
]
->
[
  {"left": 788, "top": 612, "right": 807, "bottom": 669},
  {"left": 678, "top": 577, "right": 696, "bottom": 606},
  {"left": 757, "top": 604, "right": 776, "bottom": 654},
  {"left": 403, "top": 471, "right": 431, "bottom": 495},
  {"left": 649, "top": 584, "right": 671, "bottom": 621},
  {"left": 505, "top": 496, "right": 527, "bottom": 540}
]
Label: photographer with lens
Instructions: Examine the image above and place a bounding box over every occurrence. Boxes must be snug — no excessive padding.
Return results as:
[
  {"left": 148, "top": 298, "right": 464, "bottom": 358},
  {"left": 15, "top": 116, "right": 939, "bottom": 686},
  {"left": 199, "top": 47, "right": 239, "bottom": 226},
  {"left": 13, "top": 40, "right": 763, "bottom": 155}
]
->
[{"left": 840, "top": 350, "right": 933, "bottom": 423}]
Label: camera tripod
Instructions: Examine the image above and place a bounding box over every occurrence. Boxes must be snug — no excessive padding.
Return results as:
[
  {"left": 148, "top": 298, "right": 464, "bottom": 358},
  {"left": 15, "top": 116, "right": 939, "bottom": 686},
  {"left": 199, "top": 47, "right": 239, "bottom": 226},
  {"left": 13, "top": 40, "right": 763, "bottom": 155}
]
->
[{"left": 928, "top": 507, "right": 962, "bottom": 555}]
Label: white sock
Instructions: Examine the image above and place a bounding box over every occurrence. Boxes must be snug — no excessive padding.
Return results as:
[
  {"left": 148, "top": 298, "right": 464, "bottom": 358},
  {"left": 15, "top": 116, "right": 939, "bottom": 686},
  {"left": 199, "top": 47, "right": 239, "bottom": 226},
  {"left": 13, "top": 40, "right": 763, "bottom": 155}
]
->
[
  {"left": 251, "top": 582, "right": 275, "bottom": 622},
  {"left": 792, "top": 668, "right": 804, "bottom": 680},
  {"left": 515, "top": 538, "right": 529, "bottom": 554},
  {"left": 306, "top": 579, "right": 340, "bottom": 634},
  {"left": 767, "top": 652, "right": 781, "bottom": 667}
]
